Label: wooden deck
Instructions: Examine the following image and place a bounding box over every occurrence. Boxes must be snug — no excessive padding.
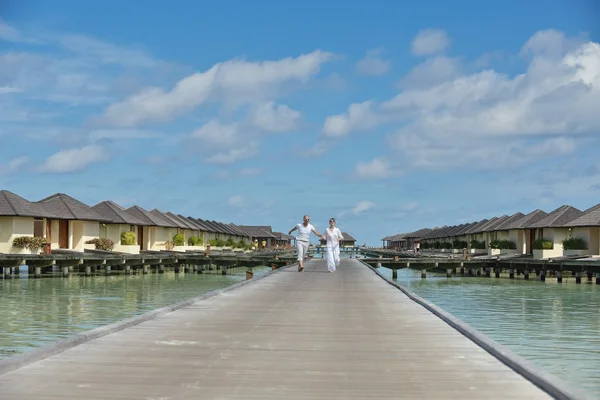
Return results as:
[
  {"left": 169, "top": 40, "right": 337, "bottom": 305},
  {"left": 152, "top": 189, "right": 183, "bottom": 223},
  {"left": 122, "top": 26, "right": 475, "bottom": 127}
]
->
[{"left": 0, "top": 258, "right": 557, "bottom": 399}]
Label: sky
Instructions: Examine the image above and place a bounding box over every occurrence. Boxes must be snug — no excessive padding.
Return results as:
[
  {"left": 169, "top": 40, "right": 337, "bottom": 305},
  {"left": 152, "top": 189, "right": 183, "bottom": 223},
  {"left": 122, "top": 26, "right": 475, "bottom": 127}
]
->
[{"left": 1, "top": 0, "right": 599, "bottom": 246}]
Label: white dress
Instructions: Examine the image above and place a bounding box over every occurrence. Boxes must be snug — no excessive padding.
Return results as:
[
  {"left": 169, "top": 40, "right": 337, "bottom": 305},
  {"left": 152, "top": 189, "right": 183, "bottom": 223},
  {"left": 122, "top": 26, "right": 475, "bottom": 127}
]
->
[{"left": 324, "top": 227, "right": 343, "bottom": 272}]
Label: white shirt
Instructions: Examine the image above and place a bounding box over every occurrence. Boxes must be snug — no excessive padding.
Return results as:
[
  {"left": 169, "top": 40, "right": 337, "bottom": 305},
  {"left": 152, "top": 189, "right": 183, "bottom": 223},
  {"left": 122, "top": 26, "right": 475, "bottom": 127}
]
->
[
  {"left": 324, "top": 227, "right": 343, "bottom": 247},
  {"left": 296, "top": 223, "right": 315, "bottom": 242}
]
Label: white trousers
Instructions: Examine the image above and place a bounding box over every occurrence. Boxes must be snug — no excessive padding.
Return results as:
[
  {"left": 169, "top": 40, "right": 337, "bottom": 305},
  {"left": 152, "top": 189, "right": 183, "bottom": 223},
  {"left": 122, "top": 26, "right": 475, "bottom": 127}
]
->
[
  {"left": 326, "top": 244, "right": 340, "bottom": 272},
  {"left": 296, "top": 240, "right": 309, "bottom": 261}
]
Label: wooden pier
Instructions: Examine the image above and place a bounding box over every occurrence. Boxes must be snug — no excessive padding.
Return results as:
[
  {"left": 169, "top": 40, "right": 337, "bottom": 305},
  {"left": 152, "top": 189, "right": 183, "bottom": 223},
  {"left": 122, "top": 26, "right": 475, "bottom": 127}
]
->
[
  {"left": 0, "top": 250, "right": 296, "bottom": 278},
  {"left": 0, "top": 258, "right": 585, "bottom": 399}
]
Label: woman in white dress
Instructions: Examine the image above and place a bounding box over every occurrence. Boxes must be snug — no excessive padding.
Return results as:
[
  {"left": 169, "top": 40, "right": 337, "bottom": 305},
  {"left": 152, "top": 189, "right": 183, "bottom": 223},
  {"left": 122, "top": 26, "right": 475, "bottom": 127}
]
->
[{"left": 324, "top": 218, "right": 343, "bottom": 272}]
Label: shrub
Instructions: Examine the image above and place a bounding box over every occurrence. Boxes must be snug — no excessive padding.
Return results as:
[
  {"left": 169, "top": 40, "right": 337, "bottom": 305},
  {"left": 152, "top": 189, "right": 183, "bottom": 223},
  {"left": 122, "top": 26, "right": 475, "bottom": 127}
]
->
[
  {"left": 225, "top": 238, "right": 235, "bottom": 247},
  {"left": 470, "top": 240, "right": 486, "bottom": 249},
  {"left": 490, "top": 239, "right": 516, "bottom": 250},
  {"left": 562, "top": 237, "right": 587, "bottom": 250},
  {"left": 533, "top": 239, "right": 553, "bottom": 250},
  {"left": 208, "top": 239, "right": 217, "bottom": 246},
  {"left": 85, "top": 238, "right": 114, "bottom": 251},
  {"left": 172, "top": 233, "right": 185, "bottom": 246},
  {"left": 235, "top": 240, "right": 246, "bottom": 249},
  {"left": 452, "top": 240, "right": 469, "bottom": 249},
  {"left": 216, "top": 239, "right": 226, "bottom": 247},
  {"left": 188, "top": 236, "right": 203, "bottom": 246},
  {"left": 12, "top": 236, "right": 46, "bottom": 252},
  {"left": 164, "top": 240, "right": 174, "bottom": 250},
  {"left": 121, "top": 231, "right": 136, "bottom": 245}
]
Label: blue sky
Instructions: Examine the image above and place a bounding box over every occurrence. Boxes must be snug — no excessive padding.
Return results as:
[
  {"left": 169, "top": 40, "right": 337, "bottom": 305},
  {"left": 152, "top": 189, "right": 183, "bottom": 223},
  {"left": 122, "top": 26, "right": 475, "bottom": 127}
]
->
[{"left": 1, "top": 0, "right": 599, "bottom": 245}]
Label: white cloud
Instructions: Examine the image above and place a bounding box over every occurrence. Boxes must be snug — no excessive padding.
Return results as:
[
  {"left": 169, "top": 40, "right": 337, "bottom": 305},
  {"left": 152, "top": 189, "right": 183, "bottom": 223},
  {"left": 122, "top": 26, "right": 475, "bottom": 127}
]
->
[
  {"left": 325, "top": 31, "right": 600, "bottom": 170},
  {"left": 322, "top": 101, "right": 381, "bottom": 137},
  {"left": 341, "top": 201, "right": 375, "bottom": 217},
  {"left": 104, "top": 50, "right": 335, "bottom": 127},
  {"left": 205, "top": 145, "right": 258, "bottom": 165},
  {"left": 228, "top": 195, "right": 246, "bottom": 207},
  {"left": 398, "top": 56, "right": 462, "bottom": 89},
  {"left": 192, "top": 120, "right": 241, "bottom": 148},
  {"left": 0, "top": 156, "right": 29, "bottom": 174},
  {"left": 354, "top": 157, "right": 395, "bottom": 179},
  {"left": 411, "top": 29, "right": 450, "bottom": 56},
  {"left": 39, "top": 145, "right": 109, "bottom": 173},
  {"left": 0, "top": 18, "right": 27, "bottom": 42},
  {"left": 251, "top": 101, "right": 301, "bottom": 132},
  {"left": 355, "top": 48, "right": 391, "bottom": 76}
]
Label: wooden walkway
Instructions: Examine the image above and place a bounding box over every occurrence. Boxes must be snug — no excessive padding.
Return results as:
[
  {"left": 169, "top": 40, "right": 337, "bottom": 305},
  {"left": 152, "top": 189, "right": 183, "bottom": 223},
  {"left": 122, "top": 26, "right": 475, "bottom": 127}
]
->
[{"left": 0, "top": 258, "right": 555, "bottom": 399}]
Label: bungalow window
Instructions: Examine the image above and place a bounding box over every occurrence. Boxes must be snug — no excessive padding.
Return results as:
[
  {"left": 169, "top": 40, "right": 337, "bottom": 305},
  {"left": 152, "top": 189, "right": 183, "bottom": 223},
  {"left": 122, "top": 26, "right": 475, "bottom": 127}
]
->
[{"left": 33, "top": 218, "right": 44, "bottom": 238}]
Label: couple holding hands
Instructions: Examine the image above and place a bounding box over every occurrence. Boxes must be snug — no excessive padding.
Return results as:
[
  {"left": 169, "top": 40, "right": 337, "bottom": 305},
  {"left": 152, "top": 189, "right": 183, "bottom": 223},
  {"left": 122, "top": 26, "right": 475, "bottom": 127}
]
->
[{"left": 288, "top": 215, "right": 344, "bottom": 273}]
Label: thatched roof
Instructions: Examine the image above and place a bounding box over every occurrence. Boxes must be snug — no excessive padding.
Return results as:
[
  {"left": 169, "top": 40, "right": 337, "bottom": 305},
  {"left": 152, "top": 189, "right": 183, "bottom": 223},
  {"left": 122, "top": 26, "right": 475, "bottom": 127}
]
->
[
  {"left": 36, "top": 193, "right": 105, "bottom": 221},
  {"left": 91, "top": 201, "right": 147, "bottom": 225},
  {"left": 0, "top": 190, "right": 57, "bottom": 219},
  {"left": 563, "top": 204, "right": 600, "bottom": 227},
  {"left": 527, "top": 205, "right": 583, "bottom": 228}
]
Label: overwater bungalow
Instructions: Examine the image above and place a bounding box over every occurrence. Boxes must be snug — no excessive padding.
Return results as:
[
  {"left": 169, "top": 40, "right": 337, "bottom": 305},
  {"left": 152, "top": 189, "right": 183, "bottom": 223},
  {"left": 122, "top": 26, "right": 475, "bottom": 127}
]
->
[
  {"left": 36, "top": 193, "right": 106, "bottom": 251},
  {"left": 498, "top": 209, "right": 547, "bottom": 255},
  {"left": 238, "top": 225, "right": 278, "bottom": 249},
  {"left": 124, "top": 205, "right": 177, "bottom": 251},
  {"left": 562, "top": 203, "right": 600, "bottom": 257},
  {"left": 0, "top": 190, "right": 59, "bottom": 254},
  {"left": 91, "top": 201, "right": 148, "bottom": 254},
  {"left": 526, "top": 205, "right": 584, "bottom": 259},
  {"left": 463, "top": 219, "right": 490, "bottom": 251},
  {"left": 484, "top": 212, "right": 525, "bottom": 255}
]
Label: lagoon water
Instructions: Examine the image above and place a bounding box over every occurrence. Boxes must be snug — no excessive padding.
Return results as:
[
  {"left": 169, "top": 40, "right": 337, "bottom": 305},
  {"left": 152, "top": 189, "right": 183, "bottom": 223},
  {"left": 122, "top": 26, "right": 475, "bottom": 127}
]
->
[
  {"left": 376, "top": 267, "right": 600, "bottom": 399},
  {"left": 0, "top": 266, "right": 270, "bottom": 359},
  {"left": 1, "top": 258, "right": 599, "bottom": 398}
]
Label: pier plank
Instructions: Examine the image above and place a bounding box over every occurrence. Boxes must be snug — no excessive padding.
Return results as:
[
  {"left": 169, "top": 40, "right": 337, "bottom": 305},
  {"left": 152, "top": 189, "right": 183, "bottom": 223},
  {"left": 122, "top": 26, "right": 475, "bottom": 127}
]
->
[{"left": 0, "top": 258, "right": 553, "bottom": 399}]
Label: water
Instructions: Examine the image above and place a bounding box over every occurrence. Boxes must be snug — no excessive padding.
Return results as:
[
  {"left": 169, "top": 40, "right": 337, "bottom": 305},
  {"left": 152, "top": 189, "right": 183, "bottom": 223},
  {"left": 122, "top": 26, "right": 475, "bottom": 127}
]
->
[
  {"left": 377, "top": 267, "right": 600, "bottom": 399},
  {"left": 0, "top": 266, "right": 270, "bottom": 358}
]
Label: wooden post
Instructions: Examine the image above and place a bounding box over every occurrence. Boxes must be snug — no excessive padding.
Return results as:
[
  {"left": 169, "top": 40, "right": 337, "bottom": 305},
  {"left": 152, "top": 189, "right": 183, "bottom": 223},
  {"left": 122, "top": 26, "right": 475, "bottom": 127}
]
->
[
  {"left": 85, "top": 266, "right": 91, "bottom": 276},
  {"left": 222, "top": 265, "right": 227, "bottom": 275},
  {"left": 246, "top": 270, "right": 253, "bottom": 280},
  {"left": 35, "top": 266, "right": 42, "bottom": 278},
  {"left": 271, "top": 263, "right": 277, "bottom": 271},
  {"left": 485, "top": 268, "right": 490, "bottom": 278},
  {"left": 509, "top": 269, "right": 514, "bottom": 279},
  {"left": 105, "top": 265, "right": 111, "bottom": 275},
  {"left": 587, "top": 271, "right": 593, "bottom": 282},
  {"left": 143, "top": 264, "right": 149, "bottom": 274},
  {"left": 392, "top": 269, "right": 397, "bottom": 279},
  {"left": 463, "top": 248, "right": 467, "bottom": 258},
  {"left": 446, "top": 269, "right": 452, "bottom": 278},
  {"left": 524, "top": 269, "right": 529, "bottom": 280},
  {"left": 540, "top": 270, "right": 546, "bottom": 282},
  {"left": 575, "top": 272, "right": 581, "bottom": 284},
  {"left": 556, "top": 270, "right": 562, "bottom": 283},
  {"left": 495, "top": 268, "right": 500, "bottom": 278},
  {"left": 125, "top": 265, "right": 131, "bottom": 274},
  {"left": 62, "top": 266, "right": 69, "bottom": 277},
  {"left": 596, "top": 272, "right": 600, "bottom": 285},
  {"left": 158, "top": 265, "right": 164, "bottom": 274},
  {"left": 421, "top": 269, "right": 426, "bottom": 279}
]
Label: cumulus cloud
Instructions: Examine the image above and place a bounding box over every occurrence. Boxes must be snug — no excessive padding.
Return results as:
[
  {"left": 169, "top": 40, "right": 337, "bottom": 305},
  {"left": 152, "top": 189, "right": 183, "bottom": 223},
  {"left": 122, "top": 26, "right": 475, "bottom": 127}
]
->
[
  {"left": 228, "top": 195, "right": 246, "bottom": 207},
  {"left": 354, "top": 157, "right": 395, "bottom": 179},
  {"left": 0, "top": 156, "right": 29, "bottom": 174},
  {"left": 323, "top": 30, "right": 600, "bottom": 171},
  {"left": 411, "top": 29, "right": 451, "bottom": 56},
  {"left": 250, "top": 101, "right": 301, "bottom": 133},
  {"left": 103, "top": 50, "right": 335, "bottom": 127},
  {"left": 341, "top": 201, "right": 375, "bottom": 217},
  {"left": 355, "top": 48, "right": 391, "bottom": 76},
  {"left": 38, "top": 145, "right": 109, "bottom": 173}
]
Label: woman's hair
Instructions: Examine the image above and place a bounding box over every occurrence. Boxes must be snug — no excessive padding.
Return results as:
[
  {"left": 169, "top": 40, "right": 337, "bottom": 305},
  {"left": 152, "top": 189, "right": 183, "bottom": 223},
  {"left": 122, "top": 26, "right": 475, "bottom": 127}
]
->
[{"left": 329, "top": 218, "right": 336, "bottom": 222}]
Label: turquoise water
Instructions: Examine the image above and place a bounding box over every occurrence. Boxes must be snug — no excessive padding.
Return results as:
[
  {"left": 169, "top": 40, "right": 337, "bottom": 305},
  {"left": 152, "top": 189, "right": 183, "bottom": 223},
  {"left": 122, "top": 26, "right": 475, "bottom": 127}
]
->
[
  {"left": 0, "top": 266, "right": 270, "bottom": 358},
  {"left": 376, "top": 266, "right": 600, "bottom": 399}
]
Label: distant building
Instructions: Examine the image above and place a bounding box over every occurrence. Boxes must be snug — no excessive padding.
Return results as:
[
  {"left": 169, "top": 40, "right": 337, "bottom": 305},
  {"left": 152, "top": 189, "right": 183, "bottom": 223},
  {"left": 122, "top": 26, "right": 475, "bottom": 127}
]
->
[{"left": 319, "top": 232, "right": 357, "bottom": 247}]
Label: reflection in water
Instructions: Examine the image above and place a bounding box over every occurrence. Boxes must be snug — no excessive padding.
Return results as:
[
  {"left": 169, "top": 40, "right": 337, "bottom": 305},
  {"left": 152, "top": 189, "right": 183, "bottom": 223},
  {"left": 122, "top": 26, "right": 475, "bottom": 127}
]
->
[
  {"left": 0, "top": 266, "right": 270, "bottom": 359},
  {"left": 377, "top": 267, "right": 600, "bottom": 399}
]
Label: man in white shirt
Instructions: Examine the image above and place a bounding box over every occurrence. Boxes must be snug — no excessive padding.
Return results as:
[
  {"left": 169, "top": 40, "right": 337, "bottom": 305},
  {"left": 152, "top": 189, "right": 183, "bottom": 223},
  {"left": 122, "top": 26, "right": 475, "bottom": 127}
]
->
[{"left": 288, "top": 215, "right": 323, "bottom": 272}]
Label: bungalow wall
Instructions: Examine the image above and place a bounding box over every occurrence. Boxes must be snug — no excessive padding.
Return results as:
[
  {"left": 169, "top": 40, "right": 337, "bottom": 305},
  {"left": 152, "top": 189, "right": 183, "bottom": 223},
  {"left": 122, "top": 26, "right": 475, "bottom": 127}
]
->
[
  {"left": 100, "top": 223, "right": 140, "bottom": 254},
  {"left": 71, "top": 220, "right": 100, "bottom": 251},
  {"left": 0, "top": 216, "right": 36, "bottom": 254},
  {"left": 534, "top": 227, "right": 568, "bottom": 258},
  {"left": 149, "top": 226, "right": 175, "bottom": 250},
  {"left": 508, "top": 229, "right": 527, "bottom": 254},
  {"left": 569, "top": 227, "right": 600, "bottom": 256}
]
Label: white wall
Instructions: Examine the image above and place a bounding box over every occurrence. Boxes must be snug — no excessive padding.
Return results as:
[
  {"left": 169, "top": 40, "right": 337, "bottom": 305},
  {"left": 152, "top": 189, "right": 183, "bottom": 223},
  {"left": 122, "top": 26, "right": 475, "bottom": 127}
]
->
[
  {"left": 72, "top": 220, "right": 100, "bottom": 251},
  {"left": 0, "top": 216, "right": 35, "bottom": 254}
]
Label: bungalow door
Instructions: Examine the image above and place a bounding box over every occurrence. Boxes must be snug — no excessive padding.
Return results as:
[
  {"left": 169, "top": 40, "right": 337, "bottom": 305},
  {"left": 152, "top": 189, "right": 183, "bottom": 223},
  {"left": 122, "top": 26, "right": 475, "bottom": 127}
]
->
[{"left": 58, "top": 220, "right": 69, "bottom": 249}]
